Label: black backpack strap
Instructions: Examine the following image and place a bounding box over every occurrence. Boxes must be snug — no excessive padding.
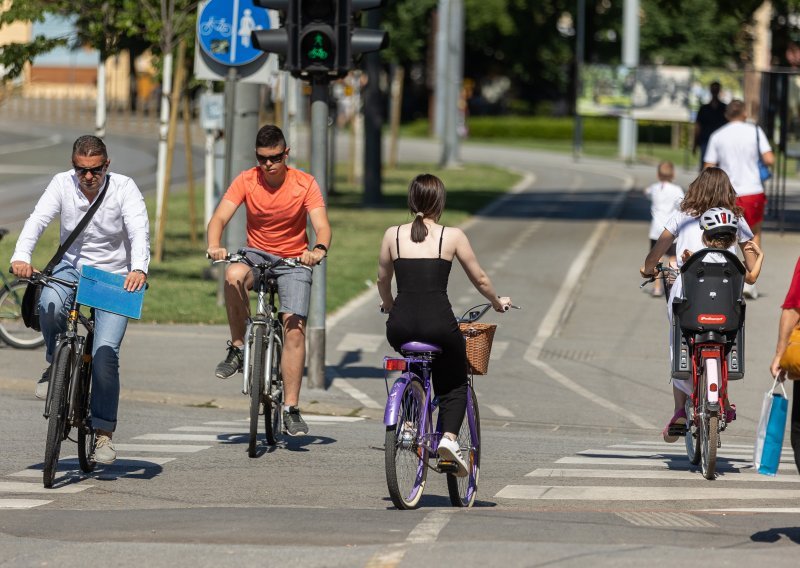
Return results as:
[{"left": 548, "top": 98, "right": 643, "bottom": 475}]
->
[{"left": 42, "top": 176, "right": 109, "bottom": 275}]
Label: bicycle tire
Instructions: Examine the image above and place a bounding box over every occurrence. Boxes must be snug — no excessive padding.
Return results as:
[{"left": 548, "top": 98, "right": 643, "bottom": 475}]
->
[
  {"left": 685, "top": 397, "right": 700, "bottom": 465},
  {"left": 248, "top": 325, "right": 266, "bottom": 458},
  {"left": 0, "top": 280, "right": 45, "bottom": 349},
  {"left": 43, "top": 342, "right": 72, "bottom": 488},
  {"left": 447, "top": 385, "right": 481, "bottom": 507},
  {"left": 385, "top": 379, "right": 428, "bottom": 510},
  {"left": 700, "top": 357, "right": 720, "bottom": 479},
  {"left": 264, "top": 322, "right": 283, "bottom": 445},
  {"left": 76, "top": 359, "right": 96, "bottom": 473}
]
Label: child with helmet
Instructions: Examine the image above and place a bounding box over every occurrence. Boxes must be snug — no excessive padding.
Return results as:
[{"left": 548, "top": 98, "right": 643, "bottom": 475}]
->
[{"left": 640, "top": 167, "right": 763, "bottom": 443}]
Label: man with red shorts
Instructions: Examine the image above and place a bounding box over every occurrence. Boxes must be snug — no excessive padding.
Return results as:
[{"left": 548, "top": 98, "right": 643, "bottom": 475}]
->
[{"left": 704, "top": 99, "right": 774, "bottom": 298}]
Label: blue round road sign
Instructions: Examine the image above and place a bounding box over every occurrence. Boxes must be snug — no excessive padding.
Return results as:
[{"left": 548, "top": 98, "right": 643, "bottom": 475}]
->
[{"left": 198, "top": 0, "right": 271, "bottom": 66}]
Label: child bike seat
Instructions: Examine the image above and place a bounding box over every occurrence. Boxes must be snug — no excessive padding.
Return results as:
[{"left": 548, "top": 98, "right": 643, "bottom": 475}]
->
[{"left": 400, "top": 341, "right": 442, "bottom": 354}]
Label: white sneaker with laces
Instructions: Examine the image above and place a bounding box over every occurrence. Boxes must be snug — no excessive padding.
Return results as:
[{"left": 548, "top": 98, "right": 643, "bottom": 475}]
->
[
  {"left": 35, "top": 367, "right": 50, "bottom": 400},
  {"left": 92, "top": 435, "right": 116, "bottom": 464},
  {"left": 743, "top": 283, "right": 759, "bottom": 300},
  {"left": 438, "top": 436, "right": 469, "bottom": 477}
]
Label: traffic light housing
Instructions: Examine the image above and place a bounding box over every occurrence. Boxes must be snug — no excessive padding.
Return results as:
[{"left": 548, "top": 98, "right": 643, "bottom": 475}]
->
[
  {"left": 251, "top": 0, "right": 299, "bottom": 74},
  {"left": 252, "top": 0, "right": 389, "bottom": 80}
]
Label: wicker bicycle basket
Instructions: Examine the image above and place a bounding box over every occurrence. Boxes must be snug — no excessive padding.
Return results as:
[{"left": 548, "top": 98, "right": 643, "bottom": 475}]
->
[{"left": 459, "top": 322, "right": 497, "bottom": 375}]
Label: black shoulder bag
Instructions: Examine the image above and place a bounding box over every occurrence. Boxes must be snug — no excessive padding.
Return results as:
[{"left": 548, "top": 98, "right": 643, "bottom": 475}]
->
[{"left": 21, "top": 182, "right": 109, "bottom": 331}]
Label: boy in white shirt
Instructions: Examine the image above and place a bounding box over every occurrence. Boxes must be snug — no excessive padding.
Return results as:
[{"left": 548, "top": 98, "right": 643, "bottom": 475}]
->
[{"left": 644, "top": 161, "right": 684, "bottom": 296}]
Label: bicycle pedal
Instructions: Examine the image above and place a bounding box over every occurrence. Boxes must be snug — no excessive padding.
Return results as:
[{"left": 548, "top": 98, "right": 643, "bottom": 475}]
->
[
  {"left": 667, "top": 424, "right": 687, "bottom": 437},
  {"left": 438, "top": 460, "right": 458, "bottom": 473}
]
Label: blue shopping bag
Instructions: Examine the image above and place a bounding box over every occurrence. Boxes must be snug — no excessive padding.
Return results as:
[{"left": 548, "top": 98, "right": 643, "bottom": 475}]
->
[{"left": 753, "top": 378, "right": 788, "bottom": 476}]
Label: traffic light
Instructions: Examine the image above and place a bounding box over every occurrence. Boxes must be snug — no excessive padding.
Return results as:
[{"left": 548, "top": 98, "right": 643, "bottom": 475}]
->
[
  {"left": 296, "top": 0, "right": 340, "bottom": 77},
  {"left": 347, "top": 0, "right": 389, "bottom": 59},
  {"left": 251, "top": 0, "right": 299, "bottom": 73}
]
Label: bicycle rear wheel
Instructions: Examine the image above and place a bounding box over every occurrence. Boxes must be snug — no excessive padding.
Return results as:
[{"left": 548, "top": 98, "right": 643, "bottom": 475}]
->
[
  {"left": 248, "top": 326, "right": 266, "bottom": 458},
  {"left": 43, "top": 342, "right": 72, "bottom": 488},
  {"left": 447, "top": 385, "right": 481, "bottom": 507},
  {"left": 385, "top": 379, "right": 428, "bottom": 510},
  {"left": 0, "top": 280, "right": 45, "bottom": 349},
  {"left": 264, "top": 323, "right": 283, "bottom": 445},
  {"left": 685, "top": 397, "right": 700, "bottom": 465},
  {"left": 700, "top": 357, "right": 720, "bottom": 480},
  {"left": 76, "top": 360, "right": 96, "bottom": 473}
]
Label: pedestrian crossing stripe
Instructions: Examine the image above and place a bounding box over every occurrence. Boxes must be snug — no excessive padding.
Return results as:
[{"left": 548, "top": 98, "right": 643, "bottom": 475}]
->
[
  {"left": 0, "top": 499, "right": 52, "bottom": 509},
  {"left": 616, "top": 512, "right": 715, "bottom": 527},
  {"left": 496, "top": 486, "right": 800, "bottom": 501},
  {"left": 555, "top": 456, "right": 796, "bottom": 471},
  {"left": 8, "top": 457, "right": 176, "bottom": 479},
  {"left": 0, "top": 481, "right": 92, "bottom": 494},
  {"left": 132, "top": 433, "right": 246, "bottom": 443}
]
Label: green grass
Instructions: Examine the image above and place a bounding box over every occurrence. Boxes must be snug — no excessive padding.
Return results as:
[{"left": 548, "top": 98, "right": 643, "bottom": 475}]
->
[{"left": 1, "top": 162, "right": 520, "bottom": 323}]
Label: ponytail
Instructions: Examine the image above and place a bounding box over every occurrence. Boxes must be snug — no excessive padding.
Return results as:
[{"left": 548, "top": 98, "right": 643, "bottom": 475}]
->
[{"left": 410, "top": 212, "right": 428, "bottom": 242}]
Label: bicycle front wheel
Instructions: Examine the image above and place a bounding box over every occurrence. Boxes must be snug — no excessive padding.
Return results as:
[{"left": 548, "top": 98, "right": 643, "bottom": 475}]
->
[
  {"left": 0, "top": 280, "right": 45, "bottom": 349},
  {"left": 76, "top": 359, "right": 96, "bottom": 473},
  {"left": 385, "top": 379, "right": 428, "bottom": 510},
  {"left": 248, "top": 326, "right": 266, "bottom": 458},
  {"left": 43, "top": 342, "right": 72, "bottom": 488},
  {"left": 700, "top": 357, "right": 720, "bottom": 480},
  {"left": 264, "top": 322, "right": 283, "bottom": 445},
  {"left": 447, "top": 385, "right": 481, "bottom": 507}
]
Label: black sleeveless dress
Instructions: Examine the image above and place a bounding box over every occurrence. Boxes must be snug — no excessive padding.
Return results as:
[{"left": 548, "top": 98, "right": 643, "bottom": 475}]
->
[{"left": 385, "top": 227, "right": 468, "bottom": 434}]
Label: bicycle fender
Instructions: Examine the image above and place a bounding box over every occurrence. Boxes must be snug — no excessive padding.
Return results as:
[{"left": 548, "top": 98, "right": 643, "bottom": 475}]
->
[{"left": 384, "top": 373, "right": 419, "bottom": 427}]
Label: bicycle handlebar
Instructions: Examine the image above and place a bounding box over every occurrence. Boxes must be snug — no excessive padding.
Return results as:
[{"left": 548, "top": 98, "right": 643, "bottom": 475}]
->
[
  {"left": 207, "top": 250, "right": 310, "bottom": 271},
  {"left": 640, "top": 262, "right": 678, "bottom": 289}
]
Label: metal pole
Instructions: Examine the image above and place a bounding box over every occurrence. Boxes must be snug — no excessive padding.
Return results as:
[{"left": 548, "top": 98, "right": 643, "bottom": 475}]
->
[
  {"left": 619, "top": 0, "right": 639, "bottom": 163},
  {"left": 433, "top": 0, "right": 450, "bottom": 139},
  {"left": 573, "top": 0, "right": 585, "bottom": 160},
  {"left": 440, "top": 0, "right": 463, "bottom": 168},
  {"left": 307, "top": 79, "right": 329, "bottom": 390}
]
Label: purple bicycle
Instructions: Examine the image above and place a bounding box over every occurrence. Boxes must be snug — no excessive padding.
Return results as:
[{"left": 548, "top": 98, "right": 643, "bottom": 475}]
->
[{"left": 383, "top": 303, "right": 497, "bottom": 509}]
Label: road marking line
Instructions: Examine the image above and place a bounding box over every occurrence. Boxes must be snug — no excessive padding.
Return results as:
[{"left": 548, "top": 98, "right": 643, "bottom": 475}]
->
[
  {"left": 132, "top": 433, "right": 244, "bottom": 442},
  {"left": 0, "top": 481, "right": 92, "bottom": 494},
  {"left": 488, "top": 341, "right": 508, "bottom": 360},
  {"left": 555, "top": 456, "right": 796, "bottom": 471},
  {"left": 610, "top": 442, "right": 762, "bottom": 451},
  {"left": 364, "top": 510, "right": 454, "bottom": 568},
  {"left": 495, "top": 485, "right": 800, "bottom": 501},
  {"left": 702, "top": 508, "right": 800, "bottom": 514},
  {"left": 112, "top": 443, "right": 212, "bottom": 453},
  {"left": 9, "top": 457, "right": 176, "bottom": 478},
  {"left": 577, "top": 448, "right": 792, "bottom": 461},
  {"left": 617, "top": 512, "right": 715, "bottom": 528},
  {"left": 331, "top": 377, "right": 383, "bottom": 409},
  {"left": 0, "top": 499, "right": 52, "bottom": 509},
  {"left": 527, "top": 468, "right": 800, "bottom": 483},
  {"left": 486, "top": 404, "right": 515, "bottom": 418},
  {"left": 0, "top": 134, "right": 62, "bottom": 155},
  {"left": 335, "top": 333, "right": 386, "bottom": 353},
  {"left": 202, "top": 416, "right": 365, "bottom": 426}
]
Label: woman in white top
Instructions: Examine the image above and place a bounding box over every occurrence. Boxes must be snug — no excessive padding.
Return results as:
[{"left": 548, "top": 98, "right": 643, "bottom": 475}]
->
[{"left": 640, "top": 167, "right": 761, "bottom": 443}]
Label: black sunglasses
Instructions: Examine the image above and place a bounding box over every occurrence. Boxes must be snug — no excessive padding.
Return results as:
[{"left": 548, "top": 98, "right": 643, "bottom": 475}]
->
[
  {"left": 255, "top": 150, "right": 286, "bottom": 165},
  {"left": 73, "top": 163, "right": 107, "bottom": 177}
]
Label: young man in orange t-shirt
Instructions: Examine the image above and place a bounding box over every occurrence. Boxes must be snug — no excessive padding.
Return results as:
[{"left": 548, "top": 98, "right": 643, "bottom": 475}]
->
[{"left": 206, "top": 125, "right": 331, "bottom": 436}]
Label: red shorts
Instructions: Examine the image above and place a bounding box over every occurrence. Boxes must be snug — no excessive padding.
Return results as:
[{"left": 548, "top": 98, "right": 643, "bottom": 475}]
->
[{"left": 736, "top": 193, "right": 767, "bottom": 228}]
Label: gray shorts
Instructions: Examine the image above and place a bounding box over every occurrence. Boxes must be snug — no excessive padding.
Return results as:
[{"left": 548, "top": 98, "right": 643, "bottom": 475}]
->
[{"left": 242, "top": 248, "right": 313, "bottom": 318}]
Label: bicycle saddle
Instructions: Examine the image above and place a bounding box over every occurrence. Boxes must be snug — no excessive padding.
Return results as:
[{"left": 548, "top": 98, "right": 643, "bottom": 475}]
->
[{"left": 400, "top": 341, "right": 442, "bottom": 354}]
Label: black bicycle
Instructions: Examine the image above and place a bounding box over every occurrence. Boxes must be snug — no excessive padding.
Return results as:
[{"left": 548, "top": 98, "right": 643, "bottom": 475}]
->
[
  {"left": 19, "top": 271, "right": 97, "bottom": 487},
  {"left": 0, "top": 229, "right": 45, "bottom": 349},
  {"left": 212, "top": 248, "right": 310, "bottom": 457}
]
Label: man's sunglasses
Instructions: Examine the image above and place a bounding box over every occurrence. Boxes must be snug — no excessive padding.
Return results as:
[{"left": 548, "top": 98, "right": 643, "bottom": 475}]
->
[
  {"left": 73, "top": 163, "right": 107, "bottom": 177},
  {"left": 255, "top": 150, "right": 286, "bottom": 165}
]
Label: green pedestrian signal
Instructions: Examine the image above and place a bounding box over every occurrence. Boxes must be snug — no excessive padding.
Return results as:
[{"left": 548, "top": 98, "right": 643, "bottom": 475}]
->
[{"left": 304, "top": 32, "right": 331, "bottom": 62}]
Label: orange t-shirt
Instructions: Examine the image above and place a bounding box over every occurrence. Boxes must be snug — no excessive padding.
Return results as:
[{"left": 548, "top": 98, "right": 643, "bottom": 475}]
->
[{"left": 222, "top": 167, "right": 326, "bottom": 257}]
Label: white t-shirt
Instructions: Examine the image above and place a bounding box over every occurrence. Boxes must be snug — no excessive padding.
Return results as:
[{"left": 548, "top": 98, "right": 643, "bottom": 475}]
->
[
  {"left": 644, "top": 181, "right": 684, "bottom": 240},
  {"left": 704, "top": 120, "right": 772, "bottom": 197},
  {"left": 664, "top": 210, "right": 754, "bottom": 268}
]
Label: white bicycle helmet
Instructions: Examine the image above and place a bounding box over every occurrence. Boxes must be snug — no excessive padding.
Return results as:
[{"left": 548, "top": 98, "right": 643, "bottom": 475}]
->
[{"left": 699, "top": 207, "right": 738, "bottom": 237}]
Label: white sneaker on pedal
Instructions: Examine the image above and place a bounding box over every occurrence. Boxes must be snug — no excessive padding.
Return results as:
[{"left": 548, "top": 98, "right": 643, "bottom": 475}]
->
[
  {"left": 743, "top": 283, "right": 759, "bottom": 300},
  {"left": 438, "top": 437, "right": 469, "bottom": 477},
  {"left": 92, "top": 435, "right": 116, "bottom": 464},
  {"left": 35, "top": 367, "right": 50, "bottom": 400}
]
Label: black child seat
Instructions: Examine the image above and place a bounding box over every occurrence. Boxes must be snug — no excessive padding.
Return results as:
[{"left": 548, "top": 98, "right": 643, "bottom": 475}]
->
[{"left": 671, "top": 248, "right": 746, "bottom": 380}]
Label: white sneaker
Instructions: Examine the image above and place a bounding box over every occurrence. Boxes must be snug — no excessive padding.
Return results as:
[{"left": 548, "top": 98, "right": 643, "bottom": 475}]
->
[
  {"left": 743, "top": 283, "right": 759, "bottom": 300},
  {"left": 92, "top": 435, "right": 116, "bottom": 464},
  {"left": 438, "top": 437, "right": 469, "bottom": 477},
  {"left": 35, "top": 367, "right": 50, "bottom": 400}
]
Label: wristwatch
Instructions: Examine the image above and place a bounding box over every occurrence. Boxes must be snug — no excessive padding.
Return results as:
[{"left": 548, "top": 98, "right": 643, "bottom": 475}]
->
[
  {"left": 313, "top": 244, "right": 328, "bottom": 256},
  {"left": 132, "top": 269, "right": 147, "bottom": 277}
]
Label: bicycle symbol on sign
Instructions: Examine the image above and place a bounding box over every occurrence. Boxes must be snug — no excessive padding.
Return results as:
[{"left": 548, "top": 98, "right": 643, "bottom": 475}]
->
[{"left": 200, "top": 17, "right": 232, "bottom": 36}]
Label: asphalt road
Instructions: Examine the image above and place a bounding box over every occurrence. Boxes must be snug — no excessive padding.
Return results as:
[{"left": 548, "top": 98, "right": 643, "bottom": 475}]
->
[{"left": 2, "top": 125, "right": 800, "bottom": 565}]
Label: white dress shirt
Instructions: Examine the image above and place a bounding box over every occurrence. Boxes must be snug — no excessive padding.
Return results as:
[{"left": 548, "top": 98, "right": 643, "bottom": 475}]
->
[{"left": 11, "top": 170, "right": 150, "bottom": 274}]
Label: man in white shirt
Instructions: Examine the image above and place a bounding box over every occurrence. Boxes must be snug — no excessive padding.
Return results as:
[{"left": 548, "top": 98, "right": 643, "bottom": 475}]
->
[
  {"left": 703, "top": 100, "right": 774, "bottom": 298},
  {"left": 10, "top": 135, "right": 150, "bottom": 465}
]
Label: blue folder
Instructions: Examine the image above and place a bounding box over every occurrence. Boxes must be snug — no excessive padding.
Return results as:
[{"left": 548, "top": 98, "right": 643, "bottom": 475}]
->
[{"left": 76, "top": 265, "right": 146, "bottom": 319}]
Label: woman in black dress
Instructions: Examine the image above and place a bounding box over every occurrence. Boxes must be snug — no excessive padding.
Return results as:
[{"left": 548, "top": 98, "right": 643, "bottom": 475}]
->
[{"left": 376, "top": 174, "right": 512, "bottom": 476}]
